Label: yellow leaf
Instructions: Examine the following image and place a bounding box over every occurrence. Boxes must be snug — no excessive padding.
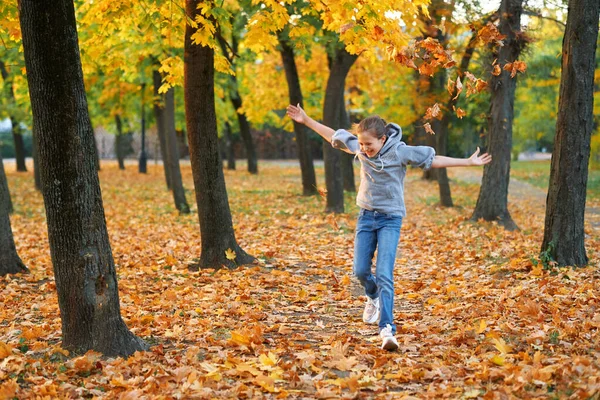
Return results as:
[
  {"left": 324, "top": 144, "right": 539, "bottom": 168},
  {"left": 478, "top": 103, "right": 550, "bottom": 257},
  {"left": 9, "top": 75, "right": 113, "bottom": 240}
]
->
[
  {"left": 490, "top": 354, "right": 505, "bottom": 365},
  {"left": 254, "top": 374, "right": 276, "bottom": 392},
  {"left": 259, "top": 352, "right": 278, "bottom": 367},
  {"left": 225, "top": 248, "right": 236, "bottom": 261},
  {"left": 491, "top": 337, "right": 512, "bottom": 354},
  {"left": 230, "top": 331, "right": 251, "bottom": 346},
  {"left": 475, "top": 319, "right": 487, "bottom": 334}
]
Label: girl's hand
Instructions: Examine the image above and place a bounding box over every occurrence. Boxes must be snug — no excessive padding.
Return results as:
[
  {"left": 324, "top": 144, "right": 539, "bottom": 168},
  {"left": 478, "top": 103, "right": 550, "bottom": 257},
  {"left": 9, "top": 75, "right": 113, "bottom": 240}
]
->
[
  {"left": 469, "top": 147, "right": 492, "bottom": 166},
  {"left": 286, "top": 104, "right": 308, "bottom": 124}
]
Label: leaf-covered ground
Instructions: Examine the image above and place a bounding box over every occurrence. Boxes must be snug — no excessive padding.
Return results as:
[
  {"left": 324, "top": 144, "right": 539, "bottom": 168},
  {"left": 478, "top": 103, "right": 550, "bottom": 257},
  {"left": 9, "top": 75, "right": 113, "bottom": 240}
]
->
[{"left": 1, "top": 160, "right": 600, "bottom": 399}]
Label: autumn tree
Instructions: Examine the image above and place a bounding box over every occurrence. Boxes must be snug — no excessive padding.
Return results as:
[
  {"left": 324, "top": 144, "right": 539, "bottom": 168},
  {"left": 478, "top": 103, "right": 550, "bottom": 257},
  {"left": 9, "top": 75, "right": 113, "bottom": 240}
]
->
[
  {"left": 541, "top": 0, "right": 599, "bottom": 266},
  {"left": 0, "top": 153, "right": 27, "bottom": 276},
  {"left": 278, "top": 29, "right": 318, "bottom": 196},
  {"left": 471, "top": 0, "right": 526, "bottom": 230},
  {"left": 153, "top": 69, "right": 173, "bottom": 189},
  {"left": 19, "top": 0, "right": 147, "bottom": 356},
  {"left": 184, "top": 0, "right": 254, "bottom": 268},
  {"left": 0, "top": 60, "right": 27, "bottom": 172},
  {"left": 217, "top": 14, "right": 259, "bottom": 175}
]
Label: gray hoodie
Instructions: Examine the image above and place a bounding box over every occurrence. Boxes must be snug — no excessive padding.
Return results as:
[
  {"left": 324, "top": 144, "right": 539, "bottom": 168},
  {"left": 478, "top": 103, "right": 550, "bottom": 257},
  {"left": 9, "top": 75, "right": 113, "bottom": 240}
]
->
[{"left": 331, "top": 123, "right": 435, "bottom": 217}]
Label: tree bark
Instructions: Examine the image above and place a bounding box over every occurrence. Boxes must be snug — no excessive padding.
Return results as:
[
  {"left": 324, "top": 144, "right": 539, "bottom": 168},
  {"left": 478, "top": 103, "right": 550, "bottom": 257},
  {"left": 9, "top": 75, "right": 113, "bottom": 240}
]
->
[
  {"left": 164, "top": 87, "right": 190, "bottom": 214},
  {"left": 541, "top": 0, "right": 599, "bottom": 266},
  {"left": 471, "top": 0, "right": 524, "bottom": 231},
  {"left": 19, "top": 0, "right": 147, "bottom": 357},
  {"left": 184, "top": 0, "right": 254, "bottom": 269},
  {"left": 217, "top": 33, "right": 258, "bottom": 174},
  {"left": 0, "top": 60, "right": 28, "bottom": 173},
  {"left": 323, "top": 47, "right": 358, "bottom": 213},
  {"left": 153, "top": 69, "right": 172, "bottom": 189},
  {"left": 0, "top": 154, "right": 27, "bottom": 276},
  {"left": 115, "top": 115, "right": 126, "bottom": 170},
  {"left": 278, "top": 36, "right": 318, "bottom": 195},
  {"left": 32, "top": 122, "right": 41, "bottom": 190}
]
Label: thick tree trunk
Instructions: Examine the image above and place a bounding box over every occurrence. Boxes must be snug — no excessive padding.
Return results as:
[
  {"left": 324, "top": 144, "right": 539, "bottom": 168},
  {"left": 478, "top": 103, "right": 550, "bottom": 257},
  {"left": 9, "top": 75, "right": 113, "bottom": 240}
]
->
[
  {"left": 32, "top": 123, "right": 41, "bottom": 190},
  {"left": 164, "top": 87, "right": 190, "bottom": 214},
  {"left": 279, "top": 37, "right": 317, "bottom": 195},
  {"left": 542, "top": 0, "right": 599, "bottom": 266},
  {"left": 115, "top": 115, "right": 126, "bottom": 170},
  {"left": 153, "top": 69, "right": 172, "bottom": 189},
  {"left": 0, "top": 154, "right": 27, "bottom": 276},
  {"left": 19, "top": 0, "right": 147, "bottom": 357},
  {"left": 184, "top": 0, "right": 254, "bottom": 269},
  {"left": 471, "top": 0, "right": 524, "bottom": 231},
  {"left": 92, "top": 132, "right": 100, "bottom": 171},
  {"left": 223, "top": 121, "right": 236, "bottom": 170},
  {"left": 323, "top": 48, "right": 358, "bottom": 213},
  {"left": 0, "top": 61, "right": 28, "bottom": 173}
]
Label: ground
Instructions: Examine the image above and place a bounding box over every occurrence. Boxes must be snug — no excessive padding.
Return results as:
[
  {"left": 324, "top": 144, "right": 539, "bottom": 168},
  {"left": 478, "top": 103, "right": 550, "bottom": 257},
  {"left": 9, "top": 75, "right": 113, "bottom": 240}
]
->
[{"left": 1, "top": 160, "right": 599, "bottom": 399}]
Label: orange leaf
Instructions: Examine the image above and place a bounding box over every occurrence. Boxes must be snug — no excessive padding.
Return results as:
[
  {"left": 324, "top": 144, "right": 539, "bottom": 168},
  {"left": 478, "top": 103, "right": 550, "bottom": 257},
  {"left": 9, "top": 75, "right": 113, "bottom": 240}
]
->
[{"left": 424, "top": 123, "right": 436, "bottom": 135}]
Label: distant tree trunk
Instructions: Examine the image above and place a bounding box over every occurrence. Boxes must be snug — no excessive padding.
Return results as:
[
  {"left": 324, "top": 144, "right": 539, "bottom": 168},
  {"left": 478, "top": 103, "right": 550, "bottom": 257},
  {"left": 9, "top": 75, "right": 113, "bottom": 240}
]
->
[
  {"left": 223, "top": 121, "right": 236, "bottom": 170},
  {"left": 0, "top": 154, "right": 13, "bottom": 214},
  {"left": 542, "top": 0, "right": 599, "bottom": 266},
  {"left": 164, "top": 87, "right": 190, "bottom": 214},
  {"left": 340, "top": 94, "right": 355, "bottom": 192},
  {"left": 0, "top": 154, "right": 27, "bottom": 276},
  {"left": 19, "top": 0, "right": 147, "bottom": 356},
  {"left": 279, "top": 36, "right": 317, "bottom": 195},
  {"left": 216, "top": 33, "right": 257, "bottom": 175},
  {"left": 139, "top": 83, "right": 147, "bottom": 174},
  {"left": 323, "top": 47, "right": 358, "bottom": 213},
  {"left": 431, "top": 70, "right": 452, "bottom": 207},
  {"left": 184, "top": 0, "right": 254, "bottom": 269},
  {"left": 115, "top": 115, "right": 126, "bottom": 170},
  {"left": 0, "top": 61, "right": 28, "bottom": 173},
  {"left": 471, "top": 0, "right": 524, "bottom": 231},
  {"left": 153, "top": 69, "right": 172, "bottom": 189}
]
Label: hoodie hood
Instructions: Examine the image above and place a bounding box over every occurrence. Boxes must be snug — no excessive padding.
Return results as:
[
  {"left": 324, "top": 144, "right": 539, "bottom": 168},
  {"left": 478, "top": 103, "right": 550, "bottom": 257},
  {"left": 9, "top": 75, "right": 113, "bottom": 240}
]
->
[{"left": 378, "top": 123, "right": 402, "bottom": 157}]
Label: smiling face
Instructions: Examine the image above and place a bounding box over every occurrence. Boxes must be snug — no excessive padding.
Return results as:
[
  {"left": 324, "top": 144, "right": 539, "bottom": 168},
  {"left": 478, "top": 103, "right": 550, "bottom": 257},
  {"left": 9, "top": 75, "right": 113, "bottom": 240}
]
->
[{"left": 357, "top": 129, "right": 386, "bottom": 158}]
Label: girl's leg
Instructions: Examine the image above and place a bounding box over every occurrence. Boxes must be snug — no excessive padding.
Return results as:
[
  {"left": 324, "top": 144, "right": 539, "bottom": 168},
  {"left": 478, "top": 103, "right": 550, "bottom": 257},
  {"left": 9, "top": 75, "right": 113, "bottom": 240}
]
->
[
  {"left": 375, "top": 215, "right": 402, "bottom": 334},
  {"left": 353, "top": 211, "right": 378, "bottom": 299}
]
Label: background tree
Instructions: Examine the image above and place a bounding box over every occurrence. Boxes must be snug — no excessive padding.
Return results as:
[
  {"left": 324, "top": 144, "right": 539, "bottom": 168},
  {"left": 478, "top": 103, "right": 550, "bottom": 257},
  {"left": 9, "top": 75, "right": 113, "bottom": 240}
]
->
[
  {"left": 0, "top": 61, "right": 27, "bottom": 172},
  {"left": 184, "top": 0, "right": 254, "bottom": 268},
  {"left": 18, "top": 0, "right": 147, "bottom": 356},
  {"left": 0, "top": 153, "right": 27, "bottom": 276},
  {"left": 471, "top": 0, "right": 526, "bottom": 230},
  {"left": 541, "top": 0, "right": 599, "bottom": 266}
]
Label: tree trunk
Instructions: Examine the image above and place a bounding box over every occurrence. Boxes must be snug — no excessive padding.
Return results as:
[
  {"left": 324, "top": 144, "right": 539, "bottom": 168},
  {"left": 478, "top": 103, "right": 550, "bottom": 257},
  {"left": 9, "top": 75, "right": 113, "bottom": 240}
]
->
[
  {"left": 471, "top": 0, "right": 524, "bottom": 231},
  {"left": 153, "top": 69, "right": 172, "bottom": 189},
  {"left": 431, "top": 70, "right": 452, "bottom": 206},
  {"left": 115, "top": 115, "right": 126, "bottom": 170},
  {"left": 184, "top": 0, "right": 254, "bottom": 269},
  {"left": 164, "top": 87, "right": 190, "bottom": 214},
  {"left": 279, "top": 37, "right": 317, "bottom": 195},
  {"left": 19, "top": 0, "right": 147, "bottom": 357},
  {"left": 323, "top": 47, "right": 358, "bottom": 213},
  {"left": 92, "top": 132, "right": 100, "bottom": 171},
  {"left": 32, "top": 122, "right": 41, "bottom": 190},
  {"left": 139, "top": 83, "right": 148, "bottom": 174},
  {"left": 223, "top": 121, "right": 236, "bottom": 170},
  {"left": 0, "top": 154, "right": 13, "bottom": 215},
  {"left": 217, "top": 33, "right": 258, "bottom": 175},
  {"left": 0, "top": 154, "right": 27, "bottom": 276},
  {"left": 340, "top": 93, "right": 356, "bottom": 192},
  {"left": 0, "top": 61, "right": 28, "bottom": 173},
  {"left": 541, "top": 0, "right": 599, "bottom": 266}
]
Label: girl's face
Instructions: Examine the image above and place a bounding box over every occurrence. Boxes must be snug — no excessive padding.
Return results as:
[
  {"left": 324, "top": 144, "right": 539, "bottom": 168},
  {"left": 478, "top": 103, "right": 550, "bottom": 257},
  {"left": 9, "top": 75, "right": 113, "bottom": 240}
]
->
[{"left": 357, "top": 130, "right": 386, "bottom": 158}]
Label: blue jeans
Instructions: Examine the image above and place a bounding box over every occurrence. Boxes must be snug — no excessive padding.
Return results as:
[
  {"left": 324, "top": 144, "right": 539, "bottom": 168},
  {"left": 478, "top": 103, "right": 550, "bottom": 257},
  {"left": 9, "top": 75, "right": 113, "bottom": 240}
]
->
[{"left": 354, "top": 208, "right": 402, "bottom": 334}]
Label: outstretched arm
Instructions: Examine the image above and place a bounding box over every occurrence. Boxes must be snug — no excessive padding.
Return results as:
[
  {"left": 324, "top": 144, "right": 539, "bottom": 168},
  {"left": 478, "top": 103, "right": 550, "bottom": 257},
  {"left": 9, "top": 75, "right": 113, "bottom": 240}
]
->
[
  {"left": 431, "top": 147, "right": 492, "bottom": 168},
  {"left": 286, "top": 104, "right": 335, "bottom": 143}
]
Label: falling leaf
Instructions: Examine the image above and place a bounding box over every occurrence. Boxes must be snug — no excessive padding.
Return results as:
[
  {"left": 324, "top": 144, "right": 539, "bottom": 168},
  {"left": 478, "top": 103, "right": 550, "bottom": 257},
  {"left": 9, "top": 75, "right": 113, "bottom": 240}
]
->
[
  {"left": 453, "top": 106, "right": 466, "bottom": 119},
  {"left": 424, "top": 123, "right": 436, "bottom": 135}
]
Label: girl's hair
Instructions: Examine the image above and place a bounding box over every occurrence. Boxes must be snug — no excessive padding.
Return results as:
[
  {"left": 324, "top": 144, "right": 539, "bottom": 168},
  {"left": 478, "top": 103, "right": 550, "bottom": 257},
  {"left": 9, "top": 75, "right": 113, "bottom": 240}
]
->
[{"left": 354, "top": 115, "right": 387, "bottom": 139}]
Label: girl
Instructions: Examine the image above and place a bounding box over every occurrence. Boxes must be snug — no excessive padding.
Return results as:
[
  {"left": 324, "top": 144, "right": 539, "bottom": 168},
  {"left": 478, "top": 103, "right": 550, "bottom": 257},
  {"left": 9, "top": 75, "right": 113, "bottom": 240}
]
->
[{"left": 286, "top": 104, "right": 491, "bottom": 351}]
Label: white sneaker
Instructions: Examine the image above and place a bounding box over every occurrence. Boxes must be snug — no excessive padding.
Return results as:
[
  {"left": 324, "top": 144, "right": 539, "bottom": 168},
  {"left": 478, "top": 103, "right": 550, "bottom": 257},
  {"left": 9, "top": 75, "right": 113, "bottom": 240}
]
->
[
  {"left": 362, "top": 297, "right": 380, "bottom": 324},
  {"left": 380, "top": 324, "right": 399, "bottom": 351}
]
